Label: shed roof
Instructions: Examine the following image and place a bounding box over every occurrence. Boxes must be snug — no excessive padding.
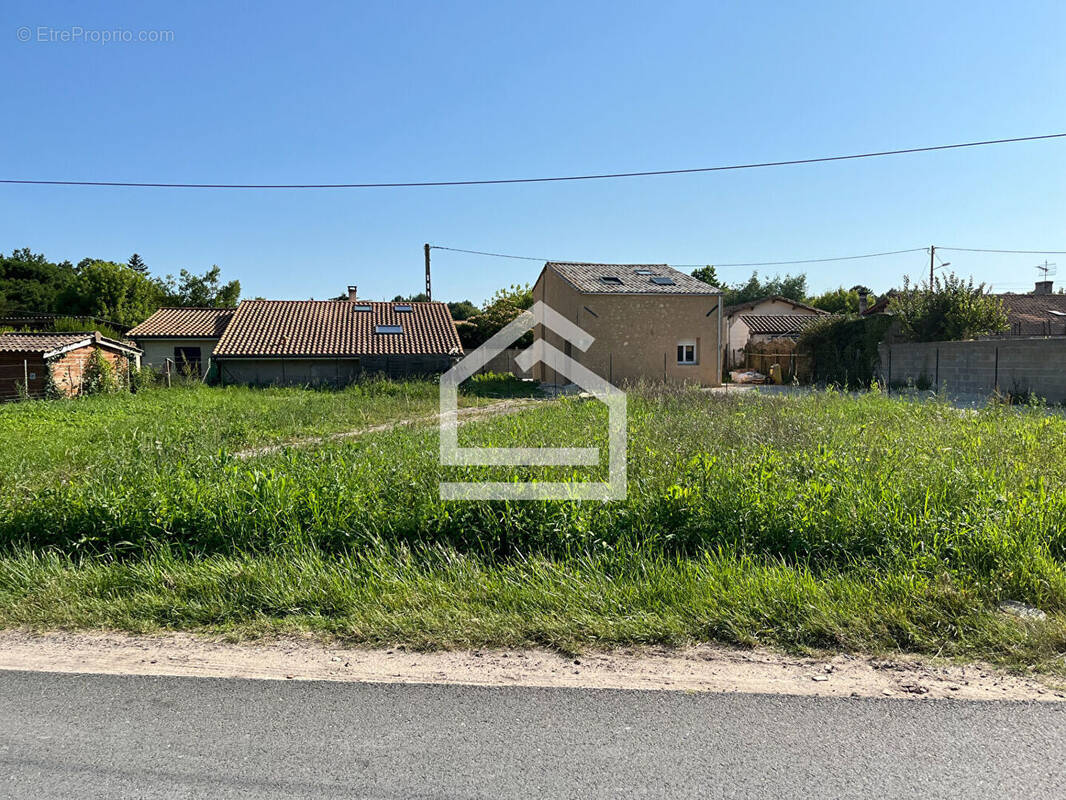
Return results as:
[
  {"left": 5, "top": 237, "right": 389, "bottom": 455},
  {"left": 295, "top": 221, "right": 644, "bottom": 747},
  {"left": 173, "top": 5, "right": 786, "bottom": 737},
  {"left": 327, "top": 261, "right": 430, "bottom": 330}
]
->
[
  {"left": 0, "top": 331, "right": 141, "bottom": 357},
  {"left": 127, "top": 307, "right": 235, "bottom": 338},
  {"left": 724, "top": 296, "right": 829, "bottom": 317},
  {"left": 740, "top": 314, "right": 832, "bottom": 335},
  {"left": 544, "top": 262, "right": 721, "bottom": 295},
  {"left": 212, "top": 300, "right": 462, "bottom": 358}
]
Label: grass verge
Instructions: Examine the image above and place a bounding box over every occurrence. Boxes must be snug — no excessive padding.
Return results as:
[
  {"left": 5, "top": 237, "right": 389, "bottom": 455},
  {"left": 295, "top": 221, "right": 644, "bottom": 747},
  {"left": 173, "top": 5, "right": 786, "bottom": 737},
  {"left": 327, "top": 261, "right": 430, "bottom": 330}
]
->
[{"left": 1, "top": 382, "right": 1064, "bottom": 671}]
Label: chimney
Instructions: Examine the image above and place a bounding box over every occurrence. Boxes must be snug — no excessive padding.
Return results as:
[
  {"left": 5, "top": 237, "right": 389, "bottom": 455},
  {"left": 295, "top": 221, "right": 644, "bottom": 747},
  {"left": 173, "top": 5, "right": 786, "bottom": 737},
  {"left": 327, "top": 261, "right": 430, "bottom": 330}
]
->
[
  {"left": 851, "top": 285, "right": 870, "bottom": 314},
  {"left": 1035, "top": 280, "right": 1053, "bottom": 295},
  {"left": 347, "top": 285, "right": 358, "bottom": 302}
]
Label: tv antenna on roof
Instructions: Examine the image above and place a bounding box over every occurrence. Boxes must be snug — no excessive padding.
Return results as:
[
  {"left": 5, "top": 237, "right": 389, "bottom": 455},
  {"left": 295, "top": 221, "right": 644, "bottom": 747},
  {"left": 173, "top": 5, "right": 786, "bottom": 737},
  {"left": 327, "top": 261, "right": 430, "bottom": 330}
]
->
[{"left": 1035, "top": 260, "right": 1058, "bottom": 278}]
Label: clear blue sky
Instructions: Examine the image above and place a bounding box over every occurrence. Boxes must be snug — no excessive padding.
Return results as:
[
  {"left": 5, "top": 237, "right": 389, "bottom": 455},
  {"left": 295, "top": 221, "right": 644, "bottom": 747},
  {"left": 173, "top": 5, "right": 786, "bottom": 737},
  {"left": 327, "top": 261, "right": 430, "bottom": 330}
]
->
[{"left": 2, "top": 0, "right": 1064, "bottom": 304}]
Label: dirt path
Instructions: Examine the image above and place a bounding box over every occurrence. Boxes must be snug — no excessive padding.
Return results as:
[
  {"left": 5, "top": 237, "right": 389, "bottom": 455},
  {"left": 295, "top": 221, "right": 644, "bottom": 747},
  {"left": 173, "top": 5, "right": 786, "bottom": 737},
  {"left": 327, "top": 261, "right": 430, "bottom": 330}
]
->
[
  {"left": 235, "top": 398, "right": 537, "bottom": 459},
  {"left": 0, "top": 631, "right": 1061, "bottom": 701}
]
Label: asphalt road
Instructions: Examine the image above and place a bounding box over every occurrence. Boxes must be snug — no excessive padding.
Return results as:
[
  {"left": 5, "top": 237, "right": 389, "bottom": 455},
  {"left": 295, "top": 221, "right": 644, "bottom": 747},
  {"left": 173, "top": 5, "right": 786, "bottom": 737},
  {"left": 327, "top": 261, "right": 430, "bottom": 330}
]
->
[{"left": 1, "top": 670, "right": 1064, "bottom": 799}]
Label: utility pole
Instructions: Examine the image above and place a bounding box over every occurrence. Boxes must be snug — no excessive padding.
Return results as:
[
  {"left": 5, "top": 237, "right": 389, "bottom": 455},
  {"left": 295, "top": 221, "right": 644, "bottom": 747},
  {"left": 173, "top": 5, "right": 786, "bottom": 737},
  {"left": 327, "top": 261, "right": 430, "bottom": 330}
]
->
[
  {"left": 929, "top": 245, "right": 936, "bottom": 289},
  {"left": 424, "top": 243, "right": 432, "bottom": 301}
]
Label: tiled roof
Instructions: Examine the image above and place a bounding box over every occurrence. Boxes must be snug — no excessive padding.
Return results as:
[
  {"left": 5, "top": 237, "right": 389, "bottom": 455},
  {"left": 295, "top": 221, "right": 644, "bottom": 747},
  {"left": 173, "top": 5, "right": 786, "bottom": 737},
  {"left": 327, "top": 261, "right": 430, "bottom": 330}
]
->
[
  {"left": 740, "top": 314, "right": 832, "bottom": 335},
  {"left": 0, "top": 331, "right": 141, "bottom": 356},
  {"left": 545, "top": 262, "right": 721, "bottom": 295},
  {"left": 724, "top": 296, "right": 829, "bottom": 317},
  {"left": 997, "top": 294, "right": 1066, "bottom": 335},
  {"left": 127, "top": 307, "right": 235, "bottom": 338},
  {"left": 212, "top": 300, "right": 462, "bottom": 358}
]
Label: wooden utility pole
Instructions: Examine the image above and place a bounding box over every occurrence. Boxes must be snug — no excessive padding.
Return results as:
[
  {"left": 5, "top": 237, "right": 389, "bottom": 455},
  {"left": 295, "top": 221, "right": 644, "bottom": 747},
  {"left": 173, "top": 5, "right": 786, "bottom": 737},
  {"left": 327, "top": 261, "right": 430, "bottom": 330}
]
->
[
  {"left": 929, "top": 245, "right": 936, "bottom": 289},
  {"left": 424, "top": 243, "right": 432, "bottom": 301}
]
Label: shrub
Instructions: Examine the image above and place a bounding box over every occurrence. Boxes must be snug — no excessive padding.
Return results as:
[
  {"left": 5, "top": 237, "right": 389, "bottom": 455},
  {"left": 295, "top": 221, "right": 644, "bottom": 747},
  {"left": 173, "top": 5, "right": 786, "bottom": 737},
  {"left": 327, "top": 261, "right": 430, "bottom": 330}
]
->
[
  {"left": 799, "top": 315, "right": 894, "bottom": 387},
  {"left": 81, "top": 349, "right": 121, "bottom": 395},
  {"left": 890, "top": 272, "right": 1008, "bottom": 341}
]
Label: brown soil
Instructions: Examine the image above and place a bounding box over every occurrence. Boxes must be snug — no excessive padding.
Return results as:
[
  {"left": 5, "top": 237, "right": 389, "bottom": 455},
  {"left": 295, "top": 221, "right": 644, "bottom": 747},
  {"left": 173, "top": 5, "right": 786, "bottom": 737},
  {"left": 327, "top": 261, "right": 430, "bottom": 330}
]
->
[{"left": 1, "top": 631, "right": 1062, "bottom": 701}]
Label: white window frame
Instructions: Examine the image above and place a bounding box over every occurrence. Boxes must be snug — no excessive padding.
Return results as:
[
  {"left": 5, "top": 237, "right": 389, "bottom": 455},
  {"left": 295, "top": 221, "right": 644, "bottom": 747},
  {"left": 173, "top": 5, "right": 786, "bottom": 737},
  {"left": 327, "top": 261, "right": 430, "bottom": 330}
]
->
[{"left": 677, "top": 340, "right": 697, "bottom": 365}]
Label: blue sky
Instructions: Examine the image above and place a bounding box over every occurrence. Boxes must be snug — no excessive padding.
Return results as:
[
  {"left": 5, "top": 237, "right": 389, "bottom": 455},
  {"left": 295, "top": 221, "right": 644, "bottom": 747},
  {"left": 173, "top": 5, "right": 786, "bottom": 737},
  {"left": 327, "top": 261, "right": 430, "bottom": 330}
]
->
[{"left": 2, "top": 0, "right": 1064, "bottom": 304}]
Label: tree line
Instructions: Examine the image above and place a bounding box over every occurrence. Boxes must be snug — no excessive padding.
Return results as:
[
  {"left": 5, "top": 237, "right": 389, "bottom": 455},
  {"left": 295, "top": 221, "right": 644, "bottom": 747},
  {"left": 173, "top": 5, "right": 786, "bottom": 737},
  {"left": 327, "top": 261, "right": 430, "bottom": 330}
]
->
[
  {"left": 0, "top": 249, "right": 240, "bottom": 327},
  {"left": 689, "top": 265, "right": 874, "bottom": 313}
]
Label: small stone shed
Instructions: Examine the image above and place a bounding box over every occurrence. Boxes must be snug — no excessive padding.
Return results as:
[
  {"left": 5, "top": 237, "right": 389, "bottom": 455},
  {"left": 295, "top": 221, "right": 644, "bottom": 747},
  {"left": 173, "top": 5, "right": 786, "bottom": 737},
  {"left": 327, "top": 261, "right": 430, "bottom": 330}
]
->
[{"left": 0, "top": 331, "right": 142, "bottom": 400}]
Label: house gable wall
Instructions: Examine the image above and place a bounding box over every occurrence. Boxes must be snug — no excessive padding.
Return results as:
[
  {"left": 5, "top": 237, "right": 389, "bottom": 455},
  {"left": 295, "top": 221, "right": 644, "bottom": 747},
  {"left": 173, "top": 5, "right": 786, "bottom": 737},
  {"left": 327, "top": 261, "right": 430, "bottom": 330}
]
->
[{"left": 533, "top": 268, "right": 721, "bottom": 386}]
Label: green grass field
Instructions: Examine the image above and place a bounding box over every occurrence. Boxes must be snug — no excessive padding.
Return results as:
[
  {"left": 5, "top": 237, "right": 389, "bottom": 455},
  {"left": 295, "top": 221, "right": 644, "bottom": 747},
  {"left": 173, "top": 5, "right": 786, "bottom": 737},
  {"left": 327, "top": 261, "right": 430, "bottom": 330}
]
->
[{"left": 1, "top": 381, "right": 1064, "bottom": 671}]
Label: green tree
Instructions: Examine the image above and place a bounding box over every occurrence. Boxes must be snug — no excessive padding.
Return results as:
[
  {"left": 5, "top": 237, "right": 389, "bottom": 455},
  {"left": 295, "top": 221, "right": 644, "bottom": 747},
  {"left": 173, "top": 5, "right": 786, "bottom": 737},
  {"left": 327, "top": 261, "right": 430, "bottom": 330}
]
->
[
  {"left": 723, "top": 270, "right": 808, "bottom": 306},
  {"left": 447, "top": 300, "right": 479, "bottom": 320},
  {"left": 0, "top": 249, "right": 75, "bottom": 313},
  {"left": 127, "top": 253, "right": 148, "bottom": 273},
  {"left": 690, "top": 265, "right": 721, "bottom": 288},
  {"left": 808, "top": 286, "right": 876, "bottom": 314},
  {"left": 458, "top": 284, "right": 534, "bottom": 348},
  {"left": 160, "top": 266, "right": 240, "bottom": 307},
  {"left": 890, "top": 272, "right": 1008, "bottom": 341},
  {"left": 56, "top": 259, "right": 164, "bottom": 326},
  {"left": 392, "top": 293, "right": 430, "bottom": 302}
]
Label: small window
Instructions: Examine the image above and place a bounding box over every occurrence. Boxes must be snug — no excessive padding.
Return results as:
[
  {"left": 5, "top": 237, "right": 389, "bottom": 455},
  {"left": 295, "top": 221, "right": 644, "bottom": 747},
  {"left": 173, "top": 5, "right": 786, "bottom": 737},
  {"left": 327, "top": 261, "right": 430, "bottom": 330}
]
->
[
  {"left": 353, "top": 304, "right": 372, "bottom": 312},
  {"left": 651, "top": 276, "right": 676, "bottom": 286},
  {"left": 174, "top": 346, "right": 202, "bottom": 373},
  {"left": 375, "top": 324, "right": 403, "bottom": 334},
  {"left": 634, "top": 268, "right": 656, "bottom": 275},
  {"left": 599, "top": 276, "right": 623, "bottom": 285},
  {"left": 677, "top": 342, "right": 696, "bottom": 364},
  {"left": 395, "top": 304, "right": 413, "bottom": 312}
]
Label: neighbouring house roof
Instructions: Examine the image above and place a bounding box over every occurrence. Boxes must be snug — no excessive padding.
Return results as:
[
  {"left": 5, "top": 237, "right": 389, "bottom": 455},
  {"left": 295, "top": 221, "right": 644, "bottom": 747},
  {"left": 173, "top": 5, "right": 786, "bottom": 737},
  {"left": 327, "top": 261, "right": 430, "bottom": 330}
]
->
[
  {"left": 724, "top": 296, "right": 829, "bottom": 317},
  {"left": 127, "top": 307, "right": 236, "bottom": 338},
  {"left": 0, "top": 331, "right": 142, "bottom": 358},
  {"left": 739, "top": 314, "right": 833, "bottom": 336},
  {"left": 544, "top": 262, "right": 721, "bottom": 295},
  {"left": 997, "top": 293, "right": 1066, "bottom": 335},
  {"left": 212, "top": 300, "right": 463, "bottom": 358}
]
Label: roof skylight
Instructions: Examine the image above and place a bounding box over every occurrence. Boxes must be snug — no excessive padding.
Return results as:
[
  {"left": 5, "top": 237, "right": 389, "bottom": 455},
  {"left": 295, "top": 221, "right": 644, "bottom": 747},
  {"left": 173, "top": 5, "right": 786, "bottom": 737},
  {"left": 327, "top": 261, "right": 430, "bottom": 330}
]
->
[
  {"left": 395, "top": 304, "right": 413, "bottom": 312},
  {"left": 353, "top": 304, "right": 372, "bottom": 312},
  {"left": 651, "top": 276, "right": 676, "bottom": 286},
  {"left": 375, "top": 324, "right": 403, "bottom": 334},
  {"left": 599, "top": 276, "right": 623, "bottom": 285}
]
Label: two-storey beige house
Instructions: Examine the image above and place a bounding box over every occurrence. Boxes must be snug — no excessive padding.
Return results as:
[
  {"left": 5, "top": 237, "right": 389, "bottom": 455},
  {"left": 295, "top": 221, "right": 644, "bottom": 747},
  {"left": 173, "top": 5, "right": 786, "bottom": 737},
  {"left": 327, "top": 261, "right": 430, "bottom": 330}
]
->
[{"left": 531, "top": 262, "right": 723, "bottom": 386}]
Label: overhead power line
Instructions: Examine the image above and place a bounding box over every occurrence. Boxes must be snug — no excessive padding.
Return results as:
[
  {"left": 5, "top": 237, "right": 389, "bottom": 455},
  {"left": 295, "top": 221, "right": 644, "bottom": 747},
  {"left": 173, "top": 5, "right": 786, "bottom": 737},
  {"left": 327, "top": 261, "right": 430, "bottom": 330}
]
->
[
  {"left": 1, "top": 132, "right": 1063, "bottom": 190},
  {"left": 431, "top": 244, "right": 931, "bottom": 268},
  {"left": 677, "top": 248, "right": 928, "bottom": 268},
  {"left": 432, "top": 243, "right": 1066, "bottom": 270},
  {"left": 936, "top": 247, "right": 1066, "bottom": 255}
]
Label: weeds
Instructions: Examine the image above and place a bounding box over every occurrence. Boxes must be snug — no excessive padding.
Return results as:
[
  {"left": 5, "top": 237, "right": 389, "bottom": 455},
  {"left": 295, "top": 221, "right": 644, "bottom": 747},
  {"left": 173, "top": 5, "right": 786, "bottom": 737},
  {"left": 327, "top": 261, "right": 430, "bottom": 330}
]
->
[{"left": 1, "top": 382, "right": 1064, "bottom": 668}]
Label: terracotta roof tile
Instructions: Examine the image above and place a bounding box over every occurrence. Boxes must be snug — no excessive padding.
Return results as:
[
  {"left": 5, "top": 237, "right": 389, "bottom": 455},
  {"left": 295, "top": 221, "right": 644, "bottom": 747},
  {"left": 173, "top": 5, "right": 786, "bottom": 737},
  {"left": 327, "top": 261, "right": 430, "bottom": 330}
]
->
[
  {"left": 997, "top": 294, "right": 1066, "bottom": 335},
  {"left": 212, "top": 300, "right": 462, "bottom": 358},
  {"left": 127, "top": 307, "right": 235, "bottom": 338},
  {"left": 546, "top": 262, "right": 721, "bottom": 295},
  {"left": 0, "top": 331, "right": 141, "bottom": 355}
]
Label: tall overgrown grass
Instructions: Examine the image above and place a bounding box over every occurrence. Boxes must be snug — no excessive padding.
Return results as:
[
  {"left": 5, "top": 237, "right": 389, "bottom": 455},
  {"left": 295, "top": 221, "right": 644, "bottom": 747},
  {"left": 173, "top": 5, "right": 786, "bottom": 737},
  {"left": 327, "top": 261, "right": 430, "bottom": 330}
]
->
[{"left": 1, "top": 381, "right": 1064, "bottom": 667}]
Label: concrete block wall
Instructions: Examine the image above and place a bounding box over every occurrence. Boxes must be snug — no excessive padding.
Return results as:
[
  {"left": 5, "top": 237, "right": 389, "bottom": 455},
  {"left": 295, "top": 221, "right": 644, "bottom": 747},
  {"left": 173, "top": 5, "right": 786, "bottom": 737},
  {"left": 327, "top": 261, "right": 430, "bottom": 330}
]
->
[
  {"left": 471, "top": 347, "right": 533, "bottom": 379},
  {"left": 879, "top": 339, "right": 1066, "bottom": 402}
]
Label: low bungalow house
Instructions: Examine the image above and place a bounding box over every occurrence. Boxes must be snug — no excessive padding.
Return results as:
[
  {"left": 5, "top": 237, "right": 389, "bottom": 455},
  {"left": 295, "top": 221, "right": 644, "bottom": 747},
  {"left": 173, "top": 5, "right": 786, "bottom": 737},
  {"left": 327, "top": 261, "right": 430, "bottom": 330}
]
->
[
  {"left": 129, "top": 287, "right": 462, "bottom": 385},
  {"left": 127, "top": 307, "right": 235, "bottom": 377},
  {"left": 531, "top": 261, "right": 723, "bottom": 386},
  {"left": 0, "top": 331, "right": 141, "bottom": 400},
  {"left": 996, "top": 281, "right": 1066, "bottom": 336},
  {"left": 722, "top": 296, "right": 829, "bottom": 369}
]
